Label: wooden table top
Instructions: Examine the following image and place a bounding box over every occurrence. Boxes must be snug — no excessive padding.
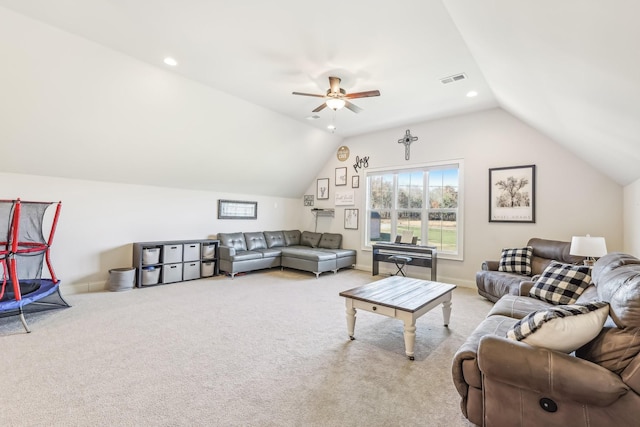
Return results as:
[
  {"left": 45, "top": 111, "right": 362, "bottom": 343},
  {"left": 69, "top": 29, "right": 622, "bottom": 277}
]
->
[{"left": 339, "top": 276, "right": 456, "bottom": 313}]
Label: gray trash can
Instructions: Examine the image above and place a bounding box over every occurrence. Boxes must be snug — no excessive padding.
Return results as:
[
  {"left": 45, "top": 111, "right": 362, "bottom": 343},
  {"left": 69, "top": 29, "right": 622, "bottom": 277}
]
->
[{"left": 108, "top": 267, "right": 135, "bottom": 292}]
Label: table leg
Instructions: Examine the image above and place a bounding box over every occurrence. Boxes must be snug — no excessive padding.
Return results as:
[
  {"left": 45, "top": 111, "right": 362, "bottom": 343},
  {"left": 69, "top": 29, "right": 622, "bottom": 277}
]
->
[
  {"left": 403, "top": 320, "right": 417, "bottom": 360},
  {"left": 442, "top": 297, "right": 452, "bottom": 327},
  {"left": 346, "top": 305, "right": 357, "bottom": 340}
]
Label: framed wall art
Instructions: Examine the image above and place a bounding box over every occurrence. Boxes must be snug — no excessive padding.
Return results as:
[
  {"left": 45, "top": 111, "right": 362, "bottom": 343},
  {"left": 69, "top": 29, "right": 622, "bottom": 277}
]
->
[
  {"left": 352, "top": 175, "right": 359, "bottom": 188},
  {"left": 489, "top": 164, "right": 536, "bottom": 223},
  {"left": 335, "top": 167, "right": 347, "bottom": 186},
  {"left": 304, "top": 195, "right": 314, "bottom": 206},
  {"left": 344, "top": 208, "right": 359, "bottom": 230},
  {"left": 317, "top": 178, "right": 329, "bottom": 200},
  {"left": 218, "top": 199, "right": 258, "bottom": 220}
]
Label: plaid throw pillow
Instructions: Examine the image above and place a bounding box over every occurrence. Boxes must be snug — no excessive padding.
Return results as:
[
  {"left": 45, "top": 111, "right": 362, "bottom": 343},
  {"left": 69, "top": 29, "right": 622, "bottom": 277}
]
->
[
  {"left": 498, "top": 246, "right": 533, "bottom": 275},
  {"left": 529, "top": 261, "right": 593, "bottom": 305},
  {"left": 507, "top": 301, "right": 609, "bottom": 353}
]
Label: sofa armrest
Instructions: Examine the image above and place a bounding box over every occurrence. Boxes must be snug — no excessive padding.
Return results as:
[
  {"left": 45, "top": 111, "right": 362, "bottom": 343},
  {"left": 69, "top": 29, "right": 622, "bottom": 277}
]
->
[
  {"left": 518, "top": 280, "right": 535, "bottom": 296},
  {"left": 219, "top": 245, "right": 236, "bottom": 260},
  {"left": 482, "top": 260, "right": 499, "bottom": 271},
  {"left": 478, "top": 335, "right": 629, "bottom": 406}
]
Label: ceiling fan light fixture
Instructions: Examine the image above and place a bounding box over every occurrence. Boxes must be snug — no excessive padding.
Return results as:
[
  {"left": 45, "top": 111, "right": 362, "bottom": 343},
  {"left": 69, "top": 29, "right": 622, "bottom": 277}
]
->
[{"left": 326, "top": 98, "right": 346, "bottom": 111}]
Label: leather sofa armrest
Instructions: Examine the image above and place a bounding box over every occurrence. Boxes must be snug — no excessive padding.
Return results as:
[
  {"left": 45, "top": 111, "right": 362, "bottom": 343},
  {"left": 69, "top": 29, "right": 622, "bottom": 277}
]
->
[
  {"left": 519, "top": 280, "right": 535, "bottom": 296},
  {"left": 482, "top": 260, "right": 499, "bottom": 271},
  {"left": 219, "top": 245, "right": 236, "bottom": 260},
  {"left": 478, "top": 335, "right": 629, "bottom": 406}
]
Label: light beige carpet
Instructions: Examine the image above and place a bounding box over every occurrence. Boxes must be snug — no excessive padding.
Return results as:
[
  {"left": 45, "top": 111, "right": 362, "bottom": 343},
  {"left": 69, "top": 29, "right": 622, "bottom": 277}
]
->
[{"left": 1, "top": 269, "right": 492, "bottom": 426}]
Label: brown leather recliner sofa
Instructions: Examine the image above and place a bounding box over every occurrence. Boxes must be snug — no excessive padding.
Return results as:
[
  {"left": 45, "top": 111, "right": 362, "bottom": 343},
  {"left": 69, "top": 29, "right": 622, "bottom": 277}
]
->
[
  {"left": 476, "top": 237, "right": 584, "bottom": 302},
  {"left": 453, "top": 252, "right": 640, "bottom": 426}
]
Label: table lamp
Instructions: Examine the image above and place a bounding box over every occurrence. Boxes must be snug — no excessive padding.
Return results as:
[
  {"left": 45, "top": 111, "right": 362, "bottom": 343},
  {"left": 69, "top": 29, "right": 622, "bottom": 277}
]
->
[{"left": 570, "top": 235, "right": 608, "bottom": 266}]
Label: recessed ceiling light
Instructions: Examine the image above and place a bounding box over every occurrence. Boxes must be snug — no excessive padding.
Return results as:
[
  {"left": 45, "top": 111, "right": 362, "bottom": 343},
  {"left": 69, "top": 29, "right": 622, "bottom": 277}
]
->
[
  {"left": 163, "top": 57, "right": 178, "bottom": 66},
  {"left": 327, "top": 124, "right": 336, "bottom": 130},
  {"left": 466, "top": 91, "right": 478, "bottom": 98}
]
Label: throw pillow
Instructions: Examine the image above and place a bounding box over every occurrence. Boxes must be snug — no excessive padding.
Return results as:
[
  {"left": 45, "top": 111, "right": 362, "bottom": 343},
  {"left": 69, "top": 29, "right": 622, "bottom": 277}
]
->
[
  {"left": 529, "top": 261, "right": 593, "bottom": 305},
  {"left": 498, "top": 246, "right": 533, "bottom": 275},
  {"left": 506, "top": 301, "right": 609, "bottom": 353}
]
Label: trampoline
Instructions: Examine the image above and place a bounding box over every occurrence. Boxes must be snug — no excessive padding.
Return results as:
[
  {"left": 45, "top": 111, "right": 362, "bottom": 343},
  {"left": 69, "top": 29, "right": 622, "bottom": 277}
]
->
[{"left": 0, "top": 199, "right": 69, "bottom": 333}]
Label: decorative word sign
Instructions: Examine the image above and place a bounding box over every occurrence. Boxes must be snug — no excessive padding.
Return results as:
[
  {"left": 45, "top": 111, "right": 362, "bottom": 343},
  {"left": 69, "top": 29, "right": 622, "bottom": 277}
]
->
[
  {"left": 337, "top": 146, "right": 350, "bottom": 162},
  {"left": 353, "top": 155, "right": 369, "bottom": 173},
  {"left": 398, "top": 129, "right": 418, "bottom": 160}
]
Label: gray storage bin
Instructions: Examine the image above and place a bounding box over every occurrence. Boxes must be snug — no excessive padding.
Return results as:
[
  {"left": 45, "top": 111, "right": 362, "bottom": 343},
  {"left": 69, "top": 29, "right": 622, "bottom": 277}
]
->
[
  {"left": 162, "top": 244, "right": 183, "bottom": 263},
  {"left": 183, "top": 243, "right": 201, "bottom": 262},
  {"left": 183, "top": 261, "right": 201, "bottom": 280},
  {"left": 142, "top": 247, "right": 160, "bottom": 265},
  {"left": 162, "top": 263, "right": 182, "bottom": 283},
  {"left": 141, "top": 266, "right": 161, "bottom": 285},
  {"left": 109, "top": 267, "right": 135, "bottom": 291}
]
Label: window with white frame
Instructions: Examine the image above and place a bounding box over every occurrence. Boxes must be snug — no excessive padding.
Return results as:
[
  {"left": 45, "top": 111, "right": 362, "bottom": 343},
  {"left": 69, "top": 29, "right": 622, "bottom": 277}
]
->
[{"left": 365, "top": 161, "right": 463, "bottom": 259}]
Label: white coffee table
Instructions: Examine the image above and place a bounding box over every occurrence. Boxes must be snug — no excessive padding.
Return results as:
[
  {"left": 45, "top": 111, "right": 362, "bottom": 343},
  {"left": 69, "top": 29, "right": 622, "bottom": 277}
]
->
[{"left": 339, "top": 276, "right": 456, "bottom": 360}]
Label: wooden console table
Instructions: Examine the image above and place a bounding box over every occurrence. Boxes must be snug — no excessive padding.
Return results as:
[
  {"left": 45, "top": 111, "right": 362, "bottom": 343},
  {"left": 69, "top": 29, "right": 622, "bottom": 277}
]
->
[{"left": 372, "top": 243, "right": 437, "bottom": 280}]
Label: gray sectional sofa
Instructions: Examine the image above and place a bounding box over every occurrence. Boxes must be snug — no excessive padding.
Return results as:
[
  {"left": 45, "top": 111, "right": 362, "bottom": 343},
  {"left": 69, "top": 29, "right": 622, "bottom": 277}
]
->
[{"left": 217, "top": 230, "right": 356, "bottom": 278}]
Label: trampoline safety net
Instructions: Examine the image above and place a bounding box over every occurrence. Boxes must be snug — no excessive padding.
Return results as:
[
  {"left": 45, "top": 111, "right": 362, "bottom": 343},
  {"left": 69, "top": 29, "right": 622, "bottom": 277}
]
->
[{"left": 0, "top": 199, "right": 69, "bottom": 332}]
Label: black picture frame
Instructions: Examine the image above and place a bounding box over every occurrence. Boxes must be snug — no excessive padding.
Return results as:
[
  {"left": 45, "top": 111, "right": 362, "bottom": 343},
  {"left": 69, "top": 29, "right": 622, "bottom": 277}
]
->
[
  {"left": 489, "top": 164, "right": 536, "bottom": 223},
  {"left": 344, "top": 208, "right": 359, "bottom": 230},
  {"left": 304, "top": 195, "right": 314, "bottom": 206},
  {"left": 335, "top": 167, "right": 347, "bottom": 186},
  {"left": 317, "top": 178, "right": 329, "bottom": 200},
  {"left": 218, "top": 199, "right": 258, "bottom": 220}
]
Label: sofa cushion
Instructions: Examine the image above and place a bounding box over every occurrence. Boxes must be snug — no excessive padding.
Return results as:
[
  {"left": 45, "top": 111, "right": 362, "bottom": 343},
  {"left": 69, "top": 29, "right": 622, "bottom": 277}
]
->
[
  {"left": 318, "top": 232, "right": 342, "bottom": 249},
  {"left": 506, "top": 301, "right": 609, "bottom": 353},
  {"left": 283, "top": 230, "right": 301, "bottom": 246},
  {"left": 218, "top": 232, "right": 247, "bottom": 251},
  {"left": 529, "top": 261, "right": 592, "bottom": 305},
  {"left": 498, "top": 247, "right": 533, "bottom": 275},
  {"left": 264, "top": 231, "right": 286, "bottom": 248},
  {"left": 227, "top": 250, "right": 263, "bottom": 262},
  {"left": 280, "top": 247, "right": 336, "bottom": 261},
  {"left": 488, "top": 295, "right": 554, "bottom": 320},
  {"left": 244, "top": 232, "right": 267, "bottom": 250},
  {"left": 300, "top": 231, "right": 322, "bottom": 248},
  {"left": 576, "top": 325, "right": 640, "bottom": 375}
]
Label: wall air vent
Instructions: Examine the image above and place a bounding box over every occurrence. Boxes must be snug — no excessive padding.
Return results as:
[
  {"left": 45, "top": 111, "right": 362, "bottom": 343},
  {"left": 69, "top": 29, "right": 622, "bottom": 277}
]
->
[{"left": 440, "top": 73, "right": 467, "bottom": 84}]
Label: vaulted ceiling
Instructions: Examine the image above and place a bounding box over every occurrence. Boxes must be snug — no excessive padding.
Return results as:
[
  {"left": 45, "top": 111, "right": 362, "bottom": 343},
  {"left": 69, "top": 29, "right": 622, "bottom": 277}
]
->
[{"left": 1, "top": 0, "right": 638, "bottom": 189}]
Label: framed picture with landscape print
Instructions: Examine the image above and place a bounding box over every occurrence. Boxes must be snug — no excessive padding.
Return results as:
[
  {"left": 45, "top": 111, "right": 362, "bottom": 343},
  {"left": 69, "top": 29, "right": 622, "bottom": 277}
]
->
[{"left": 489, "top": 164, "right": 536, "bottom": 223}]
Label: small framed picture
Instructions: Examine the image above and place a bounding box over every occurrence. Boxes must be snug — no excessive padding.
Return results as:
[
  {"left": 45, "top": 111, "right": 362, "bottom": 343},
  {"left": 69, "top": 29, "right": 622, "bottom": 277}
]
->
[
  {"left": 335, "top": 167, "right": 347, "bottom": 186},
  {"left": 317, "top": 178, "right": 329, "bottom": 200},
  {"left": 304, "top": 195, "right": 314, "bottom": 206},
  {"left": 344, "top": 208, "right": 358, "bottom": 230},
  {"left": 352, "top": 175, "right": 359, "bottom": 188}
]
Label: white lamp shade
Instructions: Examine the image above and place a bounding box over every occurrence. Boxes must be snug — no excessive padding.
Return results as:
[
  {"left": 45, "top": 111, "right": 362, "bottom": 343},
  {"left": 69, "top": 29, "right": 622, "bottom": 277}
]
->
[
  {"left": 570, "top": 235, "right": 608, "bottom": 258},
  {"left": 326, "top": 98, "right": 346, "bottom": 110}
]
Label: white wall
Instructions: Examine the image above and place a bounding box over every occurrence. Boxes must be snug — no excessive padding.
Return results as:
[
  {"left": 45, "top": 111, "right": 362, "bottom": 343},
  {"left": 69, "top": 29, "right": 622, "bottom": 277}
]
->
[
  {"left": 1, "top": 173, "right": 302, "bottom": 292},
  {"left": 303, "top": 108, "right": 624, "bottom": 287},
  {"left": 624, "top": 178, "right": 640, "bottom": 255},
  {"left": 0, "top": 6, "right": 340, "bottom": 199}
]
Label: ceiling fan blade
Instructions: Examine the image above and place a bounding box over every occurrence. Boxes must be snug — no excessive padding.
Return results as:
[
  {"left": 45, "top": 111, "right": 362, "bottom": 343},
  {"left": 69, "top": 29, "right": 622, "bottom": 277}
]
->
[
  {"left": 345, "top": 90, "right": 381, "bottom": 99},
  {"left": 344, "top": 100, "right": 363, "bottom": 113},
  {"left": 292, "top": 91, "right": 326, "bottom": 98},
  {"left": 312, "top": 103, "right": 328, "bottom": 113},
  {"left": 328, "top": 76, "right": 341, "bottom": 94}
]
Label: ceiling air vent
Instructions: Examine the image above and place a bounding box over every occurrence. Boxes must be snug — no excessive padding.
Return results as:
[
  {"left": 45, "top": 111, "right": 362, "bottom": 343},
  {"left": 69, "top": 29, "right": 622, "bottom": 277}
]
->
[{"left": 440, "top": 73, "right": 467, "bottom": 85}]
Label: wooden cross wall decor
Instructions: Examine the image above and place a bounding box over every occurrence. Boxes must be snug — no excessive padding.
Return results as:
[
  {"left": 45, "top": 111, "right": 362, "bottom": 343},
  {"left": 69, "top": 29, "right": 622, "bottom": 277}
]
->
[{"left": 398, "top": 129, "right": 418, "bottom": 160}]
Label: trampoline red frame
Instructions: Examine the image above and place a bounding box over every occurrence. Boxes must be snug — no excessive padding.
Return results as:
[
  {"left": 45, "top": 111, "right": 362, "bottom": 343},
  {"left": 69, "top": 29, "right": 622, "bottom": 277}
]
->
[{"left": 0, "top": 199, "right": 65, "bottom": 332}]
